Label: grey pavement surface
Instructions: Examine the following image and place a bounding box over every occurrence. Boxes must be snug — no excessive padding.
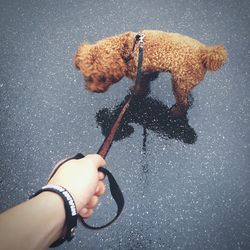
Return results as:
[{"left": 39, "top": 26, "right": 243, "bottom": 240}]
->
[{"left": 0, "top": 0, "right": 250, "bottom": 249}]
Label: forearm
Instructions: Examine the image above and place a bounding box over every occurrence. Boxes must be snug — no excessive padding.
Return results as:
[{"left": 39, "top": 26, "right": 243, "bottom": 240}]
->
[
  {"left": 0, "top": 154, "right": 106, "bottom": 249},
  {"left": 0, "top": 192, "right": 65, "bottom": 250}
]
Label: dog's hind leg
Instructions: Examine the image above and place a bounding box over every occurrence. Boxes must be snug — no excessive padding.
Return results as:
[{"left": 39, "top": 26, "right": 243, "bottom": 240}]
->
[{"left": 170, "top": 78, "right": 195, "bottom": 117}]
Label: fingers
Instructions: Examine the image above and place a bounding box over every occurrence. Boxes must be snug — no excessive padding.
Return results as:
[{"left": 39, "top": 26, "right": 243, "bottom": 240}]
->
[
  {"left": 79, "top": 208, "right": 93, "bottom": 218},
  {"left": 83, "top": 154, "right": 106, "bottom": 169},
  {"left": 85, "top": 196, "right": 99, "bottom": 209},
  {"left": 95, "top": 181, "right": 105, "bottom": 196},
  {"left": 49, "top": 154, "right": 107, "bottom": 218},
  {"left": 79, "top": 196, "right": 98, "bottom": 218},
  {"left": 84, "top": 179, "right": 105, "bottom": 207},
  {"left": 98, "top": 171, "right": 105, "bottom": 180},
  {"left": 79, "top": 180, "right": 105, "bottom": 218}
]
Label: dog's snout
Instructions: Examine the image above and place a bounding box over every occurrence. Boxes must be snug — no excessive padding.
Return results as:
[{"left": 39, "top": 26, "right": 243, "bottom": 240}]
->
[
  {"left": 85, "top": 83, "right": 109, "bottom": 93},
  {"left": 91, "top": 87, "right": 105, "bottom": 93},
  {"left": 84, "top": 75, "right": 93, "bottom": 82},
  {"left": 98, "top": 75, "right": 106, "bottom": 82}
]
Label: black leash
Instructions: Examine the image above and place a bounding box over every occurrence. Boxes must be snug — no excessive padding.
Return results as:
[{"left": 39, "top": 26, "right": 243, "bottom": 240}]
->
[
  {"left": 29, "top": 33, "right": 145, "bottom": 249},
  {"left": 134, "top": 33, "right": 145, "bottom": 88},
  {"left": 96, "top": 32, "right": 145, "bottom": 159},
  {"left": 96, "top": 33, "right": 145, "bottom": 159},
  {"left": 49, "top": 32, "right": 145, "bottom": 235},
  {"left": 81, "top": 32, "right": 145, "bottom": 230}
]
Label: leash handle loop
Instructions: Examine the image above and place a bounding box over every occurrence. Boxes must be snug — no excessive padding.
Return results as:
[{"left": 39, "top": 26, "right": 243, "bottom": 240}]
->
[
  {"left": 74, "top": 153, "right": 124, "bottom": 229},
  {"left": 80, "top": 166, "right": 124, "bottom": 229},
  {"left": 51, "top": 153, "right": 124, "bottom": 230}
]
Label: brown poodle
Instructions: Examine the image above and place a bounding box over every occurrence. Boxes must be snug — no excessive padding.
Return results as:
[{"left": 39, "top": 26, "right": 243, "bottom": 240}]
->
[{"left": 74, "top": 30, "right": 228, "bottom": 116}]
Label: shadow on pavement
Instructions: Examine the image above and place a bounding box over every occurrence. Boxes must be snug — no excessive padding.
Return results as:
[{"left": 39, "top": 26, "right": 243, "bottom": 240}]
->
[{"left": 96, "top": 94, "right": 197, "bottom": 145}]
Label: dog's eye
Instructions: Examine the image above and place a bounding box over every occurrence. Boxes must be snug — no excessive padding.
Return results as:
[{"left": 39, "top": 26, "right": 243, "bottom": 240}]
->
[
  {"left": 84, "top": 75, "right": 93, "bottom": 82},
  {"left": 98, "top": 76, "right": 106, "bottom": 82}
]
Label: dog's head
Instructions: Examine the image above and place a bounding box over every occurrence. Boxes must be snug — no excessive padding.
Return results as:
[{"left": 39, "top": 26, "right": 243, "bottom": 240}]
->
[{"left": 74, "top": 42, "right": 127, "bottom": 93}]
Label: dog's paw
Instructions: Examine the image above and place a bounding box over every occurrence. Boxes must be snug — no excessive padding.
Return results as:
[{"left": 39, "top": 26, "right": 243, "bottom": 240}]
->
[{"left": 169, "top": 104, "right": 187, "bottom": 118}]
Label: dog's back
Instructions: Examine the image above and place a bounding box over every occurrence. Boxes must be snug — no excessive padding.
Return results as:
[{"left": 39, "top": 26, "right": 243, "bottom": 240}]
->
[{"left": 134, "top": 30, "right": 227, "bottom": 78}]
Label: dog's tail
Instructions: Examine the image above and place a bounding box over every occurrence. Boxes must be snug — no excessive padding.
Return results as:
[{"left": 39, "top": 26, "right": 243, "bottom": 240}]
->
[{"left": 200, "top": 45, "right": 228, "bottom": 71}]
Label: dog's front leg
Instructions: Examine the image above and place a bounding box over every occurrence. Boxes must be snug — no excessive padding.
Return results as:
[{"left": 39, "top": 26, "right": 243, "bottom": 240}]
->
[
  {"left": 130, "top": 72, "right": 159, "bottom": 95},
  {"left": 130, "top": 82, "right": 148, "bottom": 95}
]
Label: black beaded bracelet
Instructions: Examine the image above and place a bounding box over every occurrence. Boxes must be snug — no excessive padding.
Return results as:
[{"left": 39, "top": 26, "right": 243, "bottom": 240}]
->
[{"left": 30, "top": 184, "right": 78, "bottom": 248}]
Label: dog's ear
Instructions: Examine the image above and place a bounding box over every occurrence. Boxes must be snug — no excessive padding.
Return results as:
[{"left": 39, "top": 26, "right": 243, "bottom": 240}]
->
[{"left": 74, "top": 43, "right": 92, "bottom": 69}]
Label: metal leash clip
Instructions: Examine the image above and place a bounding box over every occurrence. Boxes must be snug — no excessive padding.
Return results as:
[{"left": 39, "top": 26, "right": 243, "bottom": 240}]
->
[{"left": 138, "top": 33, "right": 145, "bottom": 47}]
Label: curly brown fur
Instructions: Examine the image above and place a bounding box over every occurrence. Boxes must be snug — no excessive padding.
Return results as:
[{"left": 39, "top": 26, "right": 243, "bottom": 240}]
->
[{"left": 74, "top": 30, "right": 228, "bottom": 116}]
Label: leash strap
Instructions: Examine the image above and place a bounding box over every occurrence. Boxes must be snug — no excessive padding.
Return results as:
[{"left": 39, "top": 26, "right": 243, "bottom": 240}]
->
[
  {"left": 97, "top": 33, "right": 145, "bottom": 159},
  {"left": 74, "top": 154, "right": 125, "bottom": 230},
  {"left": 134, "top": 34, "right": 144, "bottom": 87},
  {"left": 80, "top": 166, "right": 124, "bottom": 229},
  {"left": 97, "top": 94, "right": 133, "bottom": 158},
  {"left": 79, "top": 32, "right": 144, "bottom": 229},
  {"left": 46, "top": 32, "right": 144, "bottom": 234}
]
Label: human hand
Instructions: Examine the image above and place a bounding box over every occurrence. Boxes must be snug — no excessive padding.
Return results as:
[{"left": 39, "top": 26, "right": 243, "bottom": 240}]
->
[{"left": 48, "top": 154, "right": 106, "bottom": 218}]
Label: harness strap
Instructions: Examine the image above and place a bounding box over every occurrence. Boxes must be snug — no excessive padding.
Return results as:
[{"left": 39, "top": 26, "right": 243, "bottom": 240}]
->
[
  {"left": 125, "top": 32, "right": 145, "bottom": 63},
  {"left": 134, "top": 34, "right": 144, "bottom": 88}
]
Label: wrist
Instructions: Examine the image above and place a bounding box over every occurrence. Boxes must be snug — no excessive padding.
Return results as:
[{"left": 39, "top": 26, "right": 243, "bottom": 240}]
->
[
  {"left": 27, "top": 191, "right": 66, "bottom": 248},
  {"left": 38, "top": 191, "right": 65, "bottom": 209},
  {"left": 37, "top": 192, "right": 65, "bottom": 231},
  {"left": 30, "top": 185, "right": 78, "bottom": 247}
]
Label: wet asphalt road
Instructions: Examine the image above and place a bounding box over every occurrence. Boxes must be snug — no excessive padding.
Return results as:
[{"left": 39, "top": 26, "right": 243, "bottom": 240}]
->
[{"left": 0, "top": 0, "right": 250, "bottom": 249}]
